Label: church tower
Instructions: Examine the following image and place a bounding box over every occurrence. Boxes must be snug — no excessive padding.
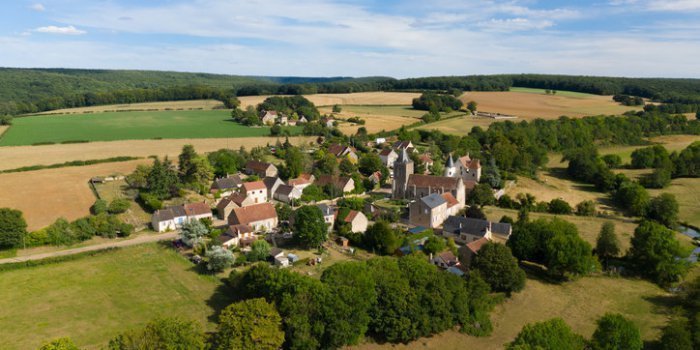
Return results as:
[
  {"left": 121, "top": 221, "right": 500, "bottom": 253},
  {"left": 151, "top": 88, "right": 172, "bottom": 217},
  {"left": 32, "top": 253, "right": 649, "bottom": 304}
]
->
[
  {"left": 444, "top": 154, "right": 457, "bottom": 177},
  {"left": 392, "top": 147, "right": 414, "bottom": 198}
]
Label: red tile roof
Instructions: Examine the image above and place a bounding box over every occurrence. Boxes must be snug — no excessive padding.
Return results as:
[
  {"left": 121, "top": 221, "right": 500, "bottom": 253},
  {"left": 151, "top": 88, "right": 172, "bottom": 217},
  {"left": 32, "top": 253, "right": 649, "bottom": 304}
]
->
[
  {"left": 379, "top": 148, "right": 396, "bottom": 156},
  {"left": 344, "top": 210, "right": 360, "bottom": 223},
  {"left": 245, "top": 160, "right": 274, "bottom": 172},
  {"left": 458, "top": 155, "right": 481, "bottom": 170},
  {"left": 466, "top": 237, "right": 490, "bottom": 254},
  {"left": 243, "top": 180, "right": 266, "bottom": 192},
  {"left": 441, "top": 193, "right": 459, "bottom": 208},
  {"left": 407, "top": 174, "right": 461, "bottom": 190},
  {"left": 183, "top": 202, "right": 211, "bottom": 216},
  {"left": 229, "top": 203, "right": 277, "bottom": 225}
]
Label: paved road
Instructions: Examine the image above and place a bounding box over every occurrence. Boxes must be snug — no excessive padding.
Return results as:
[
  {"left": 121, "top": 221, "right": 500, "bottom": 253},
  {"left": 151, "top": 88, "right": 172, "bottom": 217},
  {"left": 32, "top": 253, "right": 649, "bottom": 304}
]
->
[{"left": 0, "top": 232, "right": 178, "bottom": 264}]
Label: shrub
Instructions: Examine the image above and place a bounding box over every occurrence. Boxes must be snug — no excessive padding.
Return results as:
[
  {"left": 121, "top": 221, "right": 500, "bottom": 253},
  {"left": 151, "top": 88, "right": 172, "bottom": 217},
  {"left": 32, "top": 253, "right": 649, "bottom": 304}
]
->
[
  {"left": 138, "top": 192, "right": 163, "bottom": 212},
  {"left": 508, "top": 318, "right": 586, "bottom": 350},
  {"left": 575, "top": 200, "right": 596, "bottom": 216},
  {"left": 206, "top": 246, "right": 234, "bottom": 272},
  {"left": 91, "top": 199, "right": 108, "bottom": 214},
  {"left": 108, "top": 198, "right": 131, "bottom": 214}
]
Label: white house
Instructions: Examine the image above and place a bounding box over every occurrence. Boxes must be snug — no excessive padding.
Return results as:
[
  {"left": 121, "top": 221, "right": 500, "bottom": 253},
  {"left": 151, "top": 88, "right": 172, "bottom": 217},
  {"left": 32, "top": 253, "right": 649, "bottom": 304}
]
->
[
  {"left": 151, "top": 203, "right": 212, "bottom": 232},
  {"left": 242, "top": 180, "right": 268, "bottom": 204}
]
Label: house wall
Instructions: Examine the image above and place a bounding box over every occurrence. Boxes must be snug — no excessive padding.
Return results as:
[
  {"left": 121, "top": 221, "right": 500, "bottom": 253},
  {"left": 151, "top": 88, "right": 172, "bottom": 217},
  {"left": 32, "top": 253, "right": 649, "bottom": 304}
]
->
[
  {"left": 246, "top": 189, "right": 268, "bottom": 204},
  {"left": 249, "top": 217, "right": 279, "bottom": 232},
  {"left": 265, "top": 166, "right": 279, "bottom": 178},
  {"left": 350, "top": 213, "right": 369, "bottom": 233},
  {"left": 343, "top": 178, "right": 355, "bottom": 193},
  {"left": 153, "top": 219, "right": 176, "bottom": 232}
]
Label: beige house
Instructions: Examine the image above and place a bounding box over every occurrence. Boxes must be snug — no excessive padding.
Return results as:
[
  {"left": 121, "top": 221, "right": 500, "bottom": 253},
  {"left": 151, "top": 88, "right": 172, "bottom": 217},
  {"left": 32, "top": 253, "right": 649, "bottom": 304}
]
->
[
  {"left": 216, "top": 193, "right": 255, "bottom": 219},
  {"left": 287, "top": 173, "right": 315, "bottom": 191},
  {"left": 392, "top": 148, "right": 466, "bottom": 207},
  {"left": 409, "top": 193, "right": 449, "bottom": 228},
  {"left": 228, "top": 202, "right": 278, "bottom": 232},
  {"left": 316, "top": 175, "right": 355, "bottom": 194},
  {"left": 242, "top": 181, "right": 268, "bottom": 204},
  {"left": 328, "top": 144, "right": 358, "bottom": 163},
  {"left": 343, "top": 210, "right": 368, "bottom": 233},
  {"left": 245, "top": 160, "right": 278, "bottom": 178},
  {"left": 431, "top": 251, "right": 460, "bottom": 269},
  {"left": 218, "top": 224, "right": 256, "bottom": 248},
  {"left": 379, "top": 149, "right": 398, "bottom": 168},
  {"left": 260, "top": 110, "right": 280, "bottom": 125}
]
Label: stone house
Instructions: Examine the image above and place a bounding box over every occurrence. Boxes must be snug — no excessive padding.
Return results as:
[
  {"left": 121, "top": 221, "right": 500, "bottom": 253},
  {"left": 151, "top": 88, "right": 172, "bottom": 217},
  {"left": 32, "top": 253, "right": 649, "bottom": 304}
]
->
[
  {"left": 343, "top": 210, "right": 369, "bottom": 233},
  {"left": 316, "top": 175, "right": 355, "bottom": 194},
  {"left": 245, "top": 160, "right": 278, "bottom": 178},
  {"left": 242, "top": 180, "right": 268, "bottom": 204},
  {"left": 228, "top": 202, "right": 279, "bottom": 232}
]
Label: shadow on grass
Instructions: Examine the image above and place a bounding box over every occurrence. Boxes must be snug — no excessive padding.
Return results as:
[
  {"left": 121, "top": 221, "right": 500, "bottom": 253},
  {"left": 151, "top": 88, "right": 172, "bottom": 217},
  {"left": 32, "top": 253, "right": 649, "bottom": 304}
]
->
[
  {"left": 204, "top": 279, "right": 237, "bottom": 324},
  {"left": 519, "top": 261, "right": 565, "bottom": 285}
]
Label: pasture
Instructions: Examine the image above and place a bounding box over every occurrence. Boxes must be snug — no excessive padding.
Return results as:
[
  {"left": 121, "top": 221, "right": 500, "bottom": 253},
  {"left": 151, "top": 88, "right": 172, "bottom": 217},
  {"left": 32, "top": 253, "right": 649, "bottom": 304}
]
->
[
  {"left": 649, "top": 178, "right": 700, "bottom": 225},
  {"left": 33, "top": 99, "right": 225, "bottom": 115},
  {"left": 0, "top": 160, "right": 148, "bottom": 230},
  {"left": 459, "top": 90, "right": 640, "bottom": 119},
  {"left": 0, "top": 136, "right": 313, "bottom": 171},
  {"left": 0, "top": 110, "right": 300, "bottom": 146},
  {"left": 0, "top": 244, "right": 232, "bottom": 350},
  {"left": 352, "top": 276, "right": 673, "bottom": 350}
]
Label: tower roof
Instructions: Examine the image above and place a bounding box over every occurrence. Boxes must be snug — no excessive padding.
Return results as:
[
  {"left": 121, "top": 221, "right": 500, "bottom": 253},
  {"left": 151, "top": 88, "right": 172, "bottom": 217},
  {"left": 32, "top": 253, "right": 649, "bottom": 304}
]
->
[
  {"left": 446, "top": 154, "right": 455, "bottom": 168},
  {"left": 396, "top": 147, "right": 412, "bottom": 164}
]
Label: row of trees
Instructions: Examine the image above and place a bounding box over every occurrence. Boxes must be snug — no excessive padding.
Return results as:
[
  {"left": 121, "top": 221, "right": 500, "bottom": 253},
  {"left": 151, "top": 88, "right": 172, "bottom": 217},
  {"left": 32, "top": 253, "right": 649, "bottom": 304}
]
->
[
  {"left": 229, "top": 255, "right": 494, "bottom": 349},
  {"left": 412, "top": 92, "right": 464, "bottom": 112}
]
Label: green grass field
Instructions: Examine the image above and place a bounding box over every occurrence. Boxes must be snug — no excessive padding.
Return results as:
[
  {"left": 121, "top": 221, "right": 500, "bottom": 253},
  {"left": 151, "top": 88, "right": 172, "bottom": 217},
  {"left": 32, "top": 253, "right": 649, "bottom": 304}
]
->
[
  {"left": 0, "top": 110, "right": 300, "bottom": 146},
  {"left": 509, "top": 87, "right": 602, "bottom": 98},
  {"left": 0, "top": 244, "right": 232, "bottom": 350}
]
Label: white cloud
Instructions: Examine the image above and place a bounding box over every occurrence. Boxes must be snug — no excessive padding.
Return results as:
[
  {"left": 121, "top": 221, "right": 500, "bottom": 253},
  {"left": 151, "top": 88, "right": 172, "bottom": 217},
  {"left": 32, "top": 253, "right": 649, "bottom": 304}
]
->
[
  {"left": 30, "top": 3, "right": 45, "bottom": 12},
  {"left": 647, "top": 0, "right": 700, "bottom": 11},
  {"left": 34, "top": 25, "right": 86, "bottom": 35}
]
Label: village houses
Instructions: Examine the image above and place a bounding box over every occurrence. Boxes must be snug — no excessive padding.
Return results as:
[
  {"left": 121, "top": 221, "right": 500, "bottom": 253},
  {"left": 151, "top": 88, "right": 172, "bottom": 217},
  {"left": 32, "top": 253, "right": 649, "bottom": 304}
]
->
[
  {"left": 152, "top": 202, "right": 213, "bottom": 232},
  {"left": 228, "top": 202, "right": 279, "bottom": 232},
  {"left": 244, "top": 160, "right": 278, "bottom": 178}
]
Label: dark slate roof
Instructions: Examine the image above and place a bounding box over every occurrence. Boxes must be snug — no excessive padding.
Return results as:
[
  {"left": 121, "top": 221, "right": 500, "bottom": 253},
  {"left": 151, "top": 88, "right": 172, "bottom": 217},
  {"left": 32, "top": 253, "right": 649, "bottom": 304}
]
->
[
  {"left": 276, "top": 184, "right": 295, "bottom": 197},
  {"left": 263, "top": 176, "right": 283, "bottom": 190},
  {"left": 153, "top": 208, "right": 174, "bottom": 222},
  {"left": 213, "top": 176, "right": 242, "bottom": 190},
  {"left": 168, "top": 206, "right": 187, "bottom": 218},
  {"left": 420, "top": 193, "right": 446, "bottom": 209},
  {"left": 443, "top": 216, "right": 511, "bottom": 236},
  {"left": 445, "top": 154, "right": 455, "bottom": 168}
]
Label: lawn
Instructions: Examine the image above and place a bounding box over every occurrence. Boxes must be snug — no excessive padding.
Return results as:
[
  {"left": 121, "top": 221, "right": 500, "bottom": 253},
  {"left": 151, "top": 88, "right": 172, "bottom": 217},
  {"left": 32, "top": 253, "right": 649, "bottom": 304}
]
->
[
  {"left": 0, "top": 244, "right": 232, "bottom": 350},
  {"left": 0, "top": 110, "right": 301, "bottom": 146},
  {"left": 648, "top": 178, "right": 700, "bottom": 226}
]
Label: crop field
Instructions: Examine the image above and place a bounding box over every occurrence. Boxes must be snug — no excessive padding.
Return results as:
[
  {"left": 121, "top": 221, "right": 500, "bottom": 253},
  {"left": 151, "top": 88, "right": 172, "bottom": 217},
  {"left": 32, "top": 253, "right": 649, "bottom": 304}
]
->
[
  {"left": 415, "top": 115, "right": 498, "bottom": 135},
  {"left": 0, "top": 110, "right": 301, "bottom": 146},
  {"left": 0, "top": 160, "right": 149, "bottom": 230},
  {"left": 33, "top": 99, "right": 226, "bottom": 115},
  {"left": 318, "top": 104, "right": 463, "bottom": 134},
  {"left": 238, "top": 92, "right": 421, "bottom": 109},
  {"left": 0, "top": 136, "right": 313, "bottom": 172},
  {"left": 459, "top": 90, "right": 641, "bottom": 119},
  {"left": 353, "top": 276, "right": 672, "bottom": 350},
  {"left": 509, "top": 87, "right": 608, "bottom": 98},
  {"left": 0, "top": 244, "right": 232, "bottom": 350}
]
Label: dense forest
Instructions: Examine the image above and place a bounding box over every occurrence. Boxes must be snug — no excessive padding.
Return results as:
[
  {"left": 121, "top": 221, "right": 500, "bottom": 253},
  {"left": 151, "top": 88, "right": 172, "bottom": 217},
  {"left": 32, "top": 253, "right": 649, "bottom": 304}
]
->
[{"left": 3, "top": 68, "right": 700, "bottom": 115}]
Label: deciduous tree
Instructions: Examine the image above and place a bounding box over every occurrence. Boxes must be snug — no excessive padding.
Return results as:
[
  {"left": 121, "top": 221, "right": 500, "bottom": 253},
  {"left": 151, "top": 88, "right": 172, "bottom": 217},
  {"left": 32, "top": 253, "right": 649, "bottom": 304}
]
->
[
  {"left": 214, "top": 298, "right": 285, "bottom": 350},
  {"left": 472, "top": 242, "right": 526, "bottom": 295},
  {"left": 293, "top": 205, "right": 328, "bottom": 248},
  {"left": 591, "top": 313, "right": 643, "bottom": 350}
]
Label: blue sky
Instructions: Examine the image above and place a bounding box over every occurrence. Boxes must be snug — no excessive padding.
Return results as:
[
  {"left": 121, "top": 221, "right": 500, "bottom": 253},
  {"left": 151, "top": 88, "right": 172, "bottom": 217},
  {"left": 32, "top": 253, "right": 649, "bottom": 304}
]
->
[{"left": 1, "top": 0, "right": 700, "bottom": 78}]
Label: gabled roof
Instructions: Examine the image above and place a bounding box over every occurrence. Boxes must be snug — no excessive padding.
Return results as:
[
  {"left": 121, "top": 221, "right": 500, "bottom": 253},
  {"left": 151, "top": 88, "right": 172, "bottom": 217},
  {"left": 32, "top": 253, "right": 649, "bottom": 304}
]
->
[
  {"left": 420, "top": 193, "right": 447, "bottom": 209},
  {"left": 153, "top": 208, "right": 175, "bottom": 222},
  {"left": 183, "top": 202, "right": 211, "bottom": 217},
  {"left": 379, "top": 148, "right": 397, "bottom": 157},
  {"left": 463, "top": 180, "right": 478, "bottom": 191},
  {"left": 169, "top": 205, "right": 187, "bottom": 218},
  {"left": 444, "top": 216, "right": 512, "bottom": 236},
  {"left": 243, "top": 180, "right": 267, "bottom": 192},
  {"left": 212, "top": 175, "right": 242, "bottom": 190},
  {"left": 435, "top": 251, "right": 459, "bottom": 265},
  {"left": 407, "top": 174, "right": 461, "bottom": 190},
  {"left": 344, "top": 210, "right": 361, "bottom": 223},
  {"left": 263, "top": 176, "right": 283, "bottom": 190},
  {"left": 245, "top": 160, "right": 274, "bottom": 172},
  {"left": 229, "top": 203, "right": 277, "bottom": 225},
  {"left": 419, "top": 154, "right": 433, "bottom": 164},
  {"left": 226, "top": 192, "right": 250, "bottom": 207},
  {"left": 316, "top": 175, "right": 351, "bottom": 189},
  {"left": 393, "top": 140, "right": 413, "bottom": 150},
  {"left": 276, "top": 184, "right": 297, "bottom": 197},
  {"left": 466, "top": 237, "right": 490, "bottom": 254},
  {"left": 287, "top": 177, "right": 311, "bottom": 187},
  {"left": 441, "top": 193, "right": 459, "bottom": 208},
  {"left": 458, "top": 155, "right": 481, "bottom": 170},
  {"left": 317, "top": 203, "right": 335, "bottom": 217}
]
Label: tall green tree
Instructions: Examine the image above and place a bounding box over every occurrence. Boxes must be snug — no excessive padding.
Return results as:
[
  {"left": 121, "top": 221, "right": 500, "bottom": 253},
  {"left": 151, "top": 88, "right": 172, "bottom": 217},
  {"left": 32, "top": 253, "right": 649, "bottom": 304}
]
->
[
  {"left": 0, "top": 208, "right": 27, "bottom": 249},
  {"left": 293, "top": 205, "right": 328, "bottom": 248},
  {"left": 146, "top": 157, "right": 179, "bottom": 199},
  {"left": 363, "top": 221, "right": 400, "bottom": 255},
  {"left": 284, "top": 146, "right": 305, "bottom": 179},
  {"left": 590, "top": 313, "right": 643, "bottom": 350},
  {"left": 178, "top": 144, "right": 198, "bottom": 182},
  {"left": 596, "top": 222, "right": 620, "bottom": 266},
  {"left": 214, "top": 298, "right": 285, "bottom": 350},
  {"left": 467, "top": 183, "right": 496, "bottom": 207},
  {"left": 647, "top": 193, "right": 679, "bottom": 228},
  {"left": 109, "top": 317, "right": 206, "bottom": 350},
  {"left": 472, "top": 243, "right": 526, "bottom": 295},
  {"left": 659, "top": 318, "right": 693, "bottom": 350},
  {"left": 358, "top": 153, "right": 383, "bottom": 176},
  {"left": 628, "top": 221, "right": 688, "bottom": 285}
]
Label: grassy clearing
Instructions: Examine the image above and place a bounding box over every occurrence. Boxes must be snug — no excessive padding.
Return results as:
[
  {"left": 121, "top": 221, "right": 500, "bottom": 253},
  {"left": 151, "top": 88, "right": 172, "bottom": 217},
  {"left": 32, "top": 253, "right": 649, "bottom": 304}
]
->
[
  {"left": 509, "top": 87, "right": 602, "bottom": 99},
  {"left": 0, "top": 244, "right": 232, "bottom": 350},
  {"left": 599, "top": 135, "right": 700, "bottom": 164},
  {"left": 415, "top": 116, "right": 496, "bottom": 136},
  {"left": 93, "top": 179, "right": 152, "bottom": 229},
  {"left": 0, "top": 110, "right": 300, "bottom": 146},
  {"left": 32, "top": 99, "right": 226, "bottom": 115},
  {"left": 351, "top": 276, "right": 673, "bottom": 350},
  {"left": 648, "top": 178, "right": 700, "bottom": 225}
]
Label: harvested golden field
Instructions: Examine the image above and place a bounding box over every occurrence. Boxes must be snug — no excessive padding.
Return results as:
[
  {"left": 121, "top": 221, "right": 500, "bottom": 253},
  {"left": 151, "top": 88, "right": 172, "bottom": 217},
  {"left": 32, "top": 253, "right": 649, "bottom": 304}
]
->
[
  {"left": 459, "top": 91, "right": 640, "bottom": 119},
  {"left": 415, "top": 115, "right": 497, "bottom": 135},
  {"left": 33, "top": 99, "right": 225, "bottom": 115},
  {"left": 0, "top": 125, "right": 8, "bottom": 138},
  {"left": 599, "top": 134, "right": 700, "bottom": 164},
  {"left": 506, "top": 173, "right": 615, "bottom": 211},
  {"left": 238, "top": 92, "right": 421, "bottom": 108},
  {"left": 351, "top": 276, "right": 670, "bottom": 350},
  {"left": 0, "top": 136, "right": 313, "bottom": 171},
  {"left": 0, "top": 160, "right": 149, "bottom": 230}
]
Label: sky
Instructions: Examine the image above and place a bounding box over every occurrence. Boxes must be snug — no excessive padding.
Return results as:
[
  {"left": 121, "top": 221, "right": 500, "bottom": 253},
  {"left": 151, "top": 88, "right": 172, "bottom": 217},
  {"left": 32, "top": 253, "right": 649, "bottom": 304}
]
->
[{"left": 1, "top": 0, "right": 700, "bottom": 78}]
